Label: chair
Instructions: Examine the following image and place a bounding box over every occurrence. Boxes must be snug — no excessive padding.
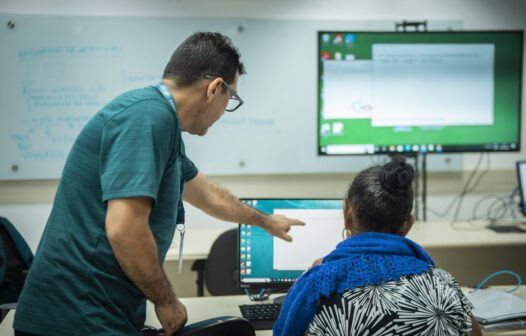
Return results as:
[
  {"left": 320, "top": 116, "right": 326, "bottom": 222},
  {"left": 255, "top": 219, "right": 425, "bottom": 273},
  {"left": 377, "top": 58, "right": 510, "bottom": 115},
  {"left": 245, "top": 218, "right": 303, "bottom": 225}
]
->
[
  {"left": 143, "top": 316, "right": 255, "bottom": 336},
  {"left": 191, "top": 228, "right": 244, "bottom": 296},
  {"left": 0, "top": 216, "right": 33, "bottom": 323}
]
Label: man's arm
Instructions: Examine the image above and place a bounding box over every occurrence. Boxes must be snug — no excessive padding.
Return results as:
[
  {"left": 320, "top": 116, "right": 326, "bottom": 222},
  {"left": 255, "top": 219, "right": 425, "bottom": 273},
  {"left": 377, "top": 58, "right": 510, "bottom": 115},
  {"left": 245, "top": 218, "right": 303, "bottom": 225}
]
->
[
  {"left": 183, "top": 172, "right": 304, "bottom": 241},
  {"left": 105, "top": 197, "right": 187, "bottom": 334}
]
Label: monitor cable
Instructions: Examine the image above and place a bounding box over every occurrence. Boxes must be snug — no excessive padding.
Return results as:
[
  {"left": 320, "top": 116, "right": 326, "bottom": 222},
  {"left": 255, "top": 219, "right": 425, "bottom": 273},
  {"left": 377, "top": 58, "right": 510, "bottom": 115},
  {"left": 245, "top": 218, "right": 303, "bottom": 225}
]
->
[{"left": 473, "top": 270, "right": 523, "bottom": 293}]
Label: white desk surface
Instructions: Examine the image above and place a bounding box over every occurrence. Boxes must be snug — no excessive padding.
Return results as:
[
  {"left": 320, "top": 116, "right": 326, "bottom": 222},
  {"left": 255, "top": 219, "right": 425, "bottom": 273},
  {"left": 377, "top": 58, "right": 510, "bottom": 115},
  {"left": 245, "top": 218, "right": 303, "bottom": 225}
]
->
[
  {"left": 167, "top": 221, "right": 526, "bottom": 261},
  {"left": 144, "top": 286, "right": 526, "bottom": 336}
]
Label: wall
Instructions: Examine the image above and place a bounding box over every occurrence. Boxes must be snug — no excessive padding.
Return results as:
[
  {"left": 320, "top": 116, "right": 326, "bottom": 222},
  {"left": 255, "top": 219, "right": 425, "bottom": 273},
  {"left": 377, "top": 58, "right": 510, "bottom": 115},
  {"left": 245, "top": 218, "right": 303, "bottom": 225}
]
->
[{"left": 0, "top": 0, "right": 525, "bottom": 298}]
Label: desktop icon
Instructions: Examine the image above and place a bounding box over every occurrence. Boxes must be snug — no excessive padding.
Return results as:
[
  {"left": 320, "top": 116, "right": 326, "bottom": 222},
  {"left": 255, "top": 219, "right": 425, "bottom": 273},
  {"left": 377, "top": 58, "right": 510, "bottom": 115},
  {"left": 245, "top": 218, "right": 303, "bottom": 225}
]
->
[
  {"left": 332, "top": 122, "right": 344, "bottom": 135},
  {"left": 333, "top": 33, "right": 343, "bottom": 45},
  {"left": 428, "top": 144, "right": 435, "bottom": 152},
  {"left": 345, "top": 54, "right": 355, "bottom": 60},
  {"left": 321, "top": 52, "right": 331, "bottom": 60},
  {"left": 345, "top": 33, "right": 356, "bottom": 45},
  {"left": 322, "top": 34, "right": 330, "bottom": 44},
  {"left": 321, "top": 123, "right": 331, "bottom": 136},
  {"left": 334, "top": 52, "right": 343, "bottom": 60}
]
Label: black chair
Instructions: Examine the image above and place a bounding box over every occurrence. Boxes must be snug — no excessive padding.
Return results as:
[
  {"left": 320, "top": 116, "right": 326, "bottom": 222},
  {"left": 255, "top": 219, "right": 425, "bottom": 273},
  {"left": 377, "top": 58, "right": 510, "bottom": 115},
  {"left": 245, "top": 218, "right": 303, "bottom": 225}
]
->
[
  {"left": 0, "top": 217, "right": 33, "bottom": 323},
  {"left": 191, "top": 228, "right": 244, "bottom": 296},
  {"left": 142, "top": 316, "right": 255, "bottom": 336}
]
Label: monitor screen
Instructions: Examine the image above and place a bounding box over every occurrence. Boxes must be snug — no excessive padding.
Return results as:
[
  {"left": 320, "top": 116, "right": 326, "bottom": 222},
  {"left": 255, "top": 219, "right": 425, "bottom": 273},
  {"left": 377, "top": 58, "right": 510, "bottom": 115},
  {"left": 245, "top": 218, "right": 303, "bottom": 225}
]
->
[
  {"left": 238, "top": 199, "right": 343, "bottom": 290},
  {"left": 517, "top": 161, "right": 526, "bottom": 216},
  {"left": 317, "top": 31, "right": 523, "bottom": 155}
]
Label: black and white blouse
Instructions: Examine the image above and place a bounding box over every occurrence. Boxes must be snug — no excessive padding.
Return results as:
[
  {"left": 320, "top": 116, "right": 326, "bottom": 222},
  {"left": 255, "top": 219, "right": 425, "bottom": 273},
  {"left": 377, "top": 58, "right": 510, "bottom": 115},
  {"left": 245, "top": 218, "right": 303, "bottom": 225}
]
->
[{"left": 306, "top": 267, "right": 474, "bottom": 336}]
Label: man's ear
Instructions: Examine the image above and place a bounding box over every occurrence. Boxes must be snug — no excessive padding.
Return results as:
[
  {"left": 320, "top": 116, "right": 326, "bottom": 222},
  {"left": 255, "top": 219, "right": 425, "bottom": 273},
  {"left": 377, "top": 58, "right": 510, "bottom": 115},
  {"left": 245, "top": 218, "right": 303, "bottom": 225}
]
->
[{"left": 206, "top": 78, "right": 223, "bottom": 100}]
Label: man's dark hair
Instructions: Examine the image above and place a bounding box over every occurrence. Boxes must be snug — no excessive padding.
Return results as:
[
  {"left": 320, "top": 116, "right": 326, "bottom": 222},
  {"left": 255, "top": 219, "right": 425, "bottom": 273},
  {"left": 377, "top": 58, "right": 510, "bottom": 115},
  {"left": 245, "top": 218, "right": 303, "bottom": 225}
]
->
[
  {"left": 163, "top": 32, "right": 246, "bottom": 88},
  {"left": 345, "top": 156, "right": 414, "bottom": 234}
]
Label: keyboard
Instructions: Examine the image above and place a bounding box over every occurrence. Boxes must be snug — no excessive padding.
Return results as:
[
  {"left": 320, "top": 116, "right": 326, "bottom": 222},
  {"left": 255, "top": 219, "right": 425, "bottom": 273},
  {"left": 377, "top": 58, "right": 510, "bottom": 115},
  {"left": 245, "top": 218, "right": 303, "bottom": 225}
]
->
[{"left": 239, "top": 303, "right": 282, "bottom": 330}]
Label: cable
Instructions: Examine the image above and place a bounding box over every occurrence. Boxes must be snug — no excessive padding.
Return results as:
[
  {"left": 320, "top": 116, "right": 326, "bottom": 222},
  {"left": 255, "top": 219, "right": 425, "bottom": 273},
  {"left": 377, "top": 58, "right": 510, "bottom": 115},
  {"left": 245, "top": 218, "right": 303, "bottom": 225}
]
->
[
  {"left": 244, "top": 288, "right": 271, "bottom": 301},
  {"left": 451, "top": 153, "right": 491, "bottom": 223},
  {"left": 469, "top": 188, "right": 523, "bottom": 223},
  {"left": 427, "top": 153, "right": 488, "bottom": 220},
  {"left": 471, "top": 194, "right": 506, "bottom": 220},
  {"left": 474, "top": 270, "right": 523, "bottom": 293}
]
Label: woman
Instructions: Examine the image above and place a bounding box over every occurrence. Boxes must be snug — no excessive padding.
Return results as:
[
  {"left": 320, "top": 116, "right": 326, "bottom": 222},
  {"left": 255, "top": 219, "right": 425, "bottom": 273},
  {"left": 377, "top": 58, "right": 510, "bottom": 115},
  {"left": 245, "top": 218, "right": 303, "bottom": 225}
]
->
[{"left": 273, "top": 157, "right": 481, "bottom": 336}]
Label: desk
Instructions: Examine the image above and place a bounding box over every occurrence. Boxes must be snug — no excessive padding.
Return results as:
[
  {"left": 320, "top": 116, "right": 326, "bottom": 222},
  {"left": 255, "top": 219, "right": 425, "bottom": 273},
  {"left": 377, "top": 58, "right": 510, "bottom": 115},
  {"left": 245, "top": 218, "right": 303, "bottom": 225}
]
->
[
  {"left": 167, "top": 221, "right": 526, "bottom": 288},
  {"left": 144, "top": 286, "right": 526, "bottom": 336},
  {"left": 168, "top": 221, "right": 526, "bottom": 260}
]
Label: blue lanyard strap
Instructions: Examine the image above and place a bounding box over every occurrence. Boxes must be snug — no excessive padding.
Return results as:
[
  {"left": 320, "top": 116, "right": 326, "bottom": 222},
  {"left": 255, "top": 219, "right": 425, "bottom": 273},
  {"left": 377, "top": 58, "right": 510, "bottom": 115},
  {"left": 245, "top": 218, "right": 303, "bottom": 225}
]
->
[{"left": 154, "top": 82, "right": 176, "bottom": 111}]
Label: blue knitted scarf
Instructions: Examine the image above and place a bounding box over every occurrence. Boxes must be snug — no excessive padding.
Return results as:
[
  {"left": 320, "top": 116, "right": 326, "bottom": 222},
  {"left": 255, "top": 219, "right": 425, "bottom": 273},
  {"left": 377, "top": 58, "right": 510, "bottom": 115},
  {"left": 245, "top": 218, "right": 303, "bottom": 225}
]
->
[{"left": 273, "top": 232, "right": 434, "bottom": 336}]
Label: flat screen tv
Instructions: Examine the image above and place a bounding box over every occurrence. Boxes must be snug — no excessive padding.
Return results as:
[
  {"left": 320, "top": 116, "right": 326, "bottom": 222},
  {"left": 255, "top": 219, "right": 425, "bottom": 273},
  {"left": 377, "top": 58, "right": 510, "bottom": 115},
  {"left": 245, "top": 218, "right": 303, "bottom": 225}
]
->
[{"left": 317, "top": 31, "right": 523, "bottom": 155}]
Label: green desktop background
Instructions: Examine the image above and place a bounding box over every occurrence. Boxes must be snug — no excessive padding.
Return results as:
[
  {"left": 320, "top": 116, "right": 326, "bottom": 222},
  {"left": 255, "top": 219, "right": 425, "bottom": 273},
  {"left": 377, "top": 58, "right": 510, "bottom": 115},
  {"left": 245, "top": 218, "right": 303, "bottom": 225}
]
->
[{"left": 318, "top": 32, "right": 522, "bottom": 149}]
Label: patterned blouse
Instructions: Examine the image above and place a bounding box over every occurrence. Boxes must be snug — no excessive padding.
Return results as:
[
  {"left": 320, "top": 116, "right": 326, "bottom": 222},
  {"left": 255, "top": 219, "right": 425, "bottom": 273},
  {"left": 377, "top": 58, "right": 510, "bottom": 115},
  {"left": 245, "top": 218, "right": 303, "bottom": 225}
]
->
[{"left": 306, "top": 267, "right": 474, "bottom": 336}]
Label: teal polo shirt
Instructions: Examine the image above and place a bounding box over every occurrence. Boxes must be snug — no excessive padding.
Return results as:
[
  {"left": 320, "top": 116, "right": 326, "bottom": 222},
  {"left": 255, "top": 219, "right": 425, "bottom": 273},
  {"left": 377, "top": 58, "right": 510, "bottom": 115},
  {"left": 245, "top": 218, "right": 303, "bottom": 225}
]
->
[{"left": 14, "top": 86, "right": 198, "bottom": 335}]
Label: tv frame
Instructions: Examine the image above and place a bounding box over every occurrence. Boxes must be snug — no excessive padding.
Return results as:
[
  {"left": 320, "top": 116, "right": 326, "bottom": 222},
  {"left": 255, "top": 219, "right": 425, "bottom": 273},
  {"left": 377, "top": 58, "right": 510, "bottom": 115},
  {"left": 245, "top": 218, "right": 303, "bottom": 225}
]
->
[{"left": 316, "top": 30, "right": 524, "bottom": 156}]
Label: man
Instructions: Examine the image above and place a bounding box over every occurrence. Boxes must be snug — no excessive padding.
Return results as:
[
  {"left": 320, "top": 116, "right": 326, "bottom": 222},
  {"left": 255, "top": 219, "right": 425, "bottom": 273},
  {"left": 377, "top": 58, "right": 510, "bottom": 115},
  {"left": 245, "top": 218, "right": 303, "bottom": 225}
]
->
[{"left": 14, "top": 32, "right": 304, "bottom": 335}]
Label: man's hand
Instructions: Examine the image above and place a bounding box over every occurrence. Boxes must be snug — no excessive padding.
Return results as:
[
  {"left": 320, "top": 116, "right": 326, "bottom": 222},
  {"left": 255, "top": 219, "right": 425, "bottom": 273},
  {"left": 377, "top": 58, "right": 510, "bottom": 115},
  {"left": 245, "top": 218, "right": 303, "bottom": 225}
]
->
[
  {"left": 263, "top": 214, "right": 305, "bottom": 242},
  {"left": 156, "top": 298, "right": 188, "bottom": 336}
]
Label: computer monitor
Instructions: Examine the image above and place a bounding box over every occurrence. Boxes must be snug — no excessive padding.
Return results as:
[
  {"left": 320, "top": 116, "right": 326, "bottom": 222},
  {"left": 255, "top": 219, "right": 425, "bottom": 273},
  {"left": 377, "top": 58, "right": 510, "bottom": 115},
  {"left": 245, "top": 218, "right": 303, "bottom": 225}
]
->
[
  {"left": 517, "top": 161, "right": 526, "bottom": 216},
  {"left": 238, "top": 199, "right": 343, "bottom": 290},
  {"left": 318, "top": 31, "right": 523, "bottom": 155}
]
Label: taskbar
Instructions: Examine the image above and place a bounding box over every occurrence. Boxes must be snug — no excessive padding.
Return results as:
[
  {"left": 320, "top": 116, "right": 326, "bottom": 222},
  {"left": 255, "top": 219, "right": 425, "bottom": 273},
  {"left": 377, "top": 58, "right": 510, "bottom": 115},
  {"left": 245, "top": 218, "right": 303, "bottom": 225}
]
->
[
  {"left": 240, "top": 278, "right": 296, "bottom": 284},
  {"left": 319, "top": 142, "right": 519, "bottom": 155}
]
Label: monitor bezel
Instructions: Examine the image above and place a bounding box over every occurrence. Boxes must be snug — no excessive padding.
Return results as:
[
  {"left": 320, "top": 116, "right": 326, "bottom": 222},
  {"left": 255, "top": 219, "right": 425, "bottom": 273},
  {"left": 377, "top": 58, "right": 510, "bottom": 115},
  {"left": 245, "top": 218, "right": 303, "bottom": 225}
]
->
[
  {"left": 516, "top": 161, "right": 526, "bottom": 216},
  {"left": 237, "top": 198, "right": 343, "bottom": 291},
  {"left": 316, "top": 30, "right": 524, "bottom": 156}
]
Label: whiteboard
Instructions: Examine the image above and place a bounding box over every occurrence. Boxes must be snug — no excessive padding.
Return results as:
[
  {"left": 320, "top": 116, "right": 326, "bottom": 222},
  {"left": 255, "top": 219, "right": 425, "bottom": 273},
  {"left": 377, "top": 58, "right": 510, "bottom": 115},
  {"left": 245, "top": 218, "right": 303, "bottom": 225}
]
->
[{"left": 0, "top": 15, "right": 462, "bottom": 180}]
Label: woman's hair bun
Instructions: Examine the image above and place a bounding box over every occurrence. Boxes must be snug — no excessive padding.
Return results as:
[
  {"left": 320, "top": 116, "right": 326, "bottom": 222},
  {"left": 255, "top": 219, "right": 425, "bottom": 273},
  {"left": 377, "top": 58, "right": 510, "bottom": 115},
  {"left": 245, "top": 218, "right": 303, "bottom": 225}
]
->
[{"left": 380, "top": 156, "right": 415, "bottom": 194}]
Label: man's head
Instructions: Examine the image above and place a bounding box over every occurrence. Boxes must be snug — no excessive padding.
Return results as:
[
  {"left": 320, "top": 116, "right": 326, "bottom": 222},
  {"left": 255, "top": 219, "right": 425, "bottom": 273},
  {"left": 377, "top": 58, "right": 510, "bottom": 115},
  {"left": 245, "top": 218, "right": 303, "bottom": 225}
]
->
[
  {"left": 344, "top": 156, "right": 415, "bottom": 236},
  {"left": 163, "top": 32, "right": 246, "bottom": 135}
]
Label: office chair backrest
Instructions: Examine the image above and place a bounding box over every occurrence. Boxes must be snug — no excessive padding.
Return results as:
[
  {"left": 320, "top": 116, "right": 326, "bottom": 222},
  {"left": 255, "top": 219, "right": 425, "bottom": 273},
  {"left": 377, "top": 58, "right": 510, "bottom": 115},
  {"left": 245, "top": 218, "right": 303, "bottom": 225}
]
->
[
  {"left": 0, "top": 216, "right": 33, "bottom": 305},
  {"left": 203, "top": 228, "right": 244, "bottom": 296},
  {"left": 143, "top": 316, "right": 255, "bottom": 336}
]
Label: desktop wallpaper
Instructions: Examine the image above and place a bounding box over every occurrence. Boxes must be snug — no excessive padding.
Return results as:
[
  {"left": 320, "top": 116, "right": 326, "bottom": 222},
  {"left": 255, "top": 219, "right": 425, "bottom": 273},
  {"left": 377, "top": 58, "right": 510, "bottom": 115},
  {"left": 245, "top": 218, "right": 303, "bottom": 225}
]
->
[
  {"left": 318, "top": 31, "right": 522, "bottom": 153},
  {"left": 238, "top": 199, "right": 342, "bottom": 287}
]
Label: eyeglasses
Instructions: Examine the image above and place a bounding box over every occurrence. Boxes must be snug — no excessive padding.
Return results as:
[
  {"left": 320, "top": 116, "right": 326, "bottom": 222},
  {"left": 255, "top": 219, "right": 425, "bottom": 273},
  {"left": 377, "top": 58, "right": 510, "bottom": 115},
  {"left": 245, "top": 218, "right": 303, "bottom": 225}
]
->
[{"left": 204, "top": 74, "right": 244, "bottom": 112}]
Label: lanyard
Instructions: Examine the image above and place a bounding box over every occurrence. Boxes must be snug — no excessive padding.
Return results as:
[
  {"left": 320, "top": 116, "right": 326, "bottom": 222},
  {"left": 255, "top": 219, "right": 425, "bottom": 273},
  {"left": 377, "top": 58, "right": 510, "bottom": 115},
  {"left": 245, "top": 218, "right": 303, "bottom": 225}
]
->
[
  {"left": 154, "top": 82, "right": 176, "bottom": 111},
  {"left": 154, "top": 82, "right": 186, "bottom": 274}
]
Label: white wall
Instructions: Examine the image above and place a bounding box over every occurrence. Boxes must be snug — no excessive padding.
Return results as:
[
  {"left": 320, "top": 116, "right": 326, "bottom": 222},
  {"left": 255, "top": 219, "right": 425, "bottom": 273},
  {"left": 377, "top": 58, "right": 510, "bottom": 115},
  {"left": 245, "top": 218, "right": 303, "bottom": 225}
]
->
[{"left": 1, "top": 0, "right": 524, "bottom": 170}]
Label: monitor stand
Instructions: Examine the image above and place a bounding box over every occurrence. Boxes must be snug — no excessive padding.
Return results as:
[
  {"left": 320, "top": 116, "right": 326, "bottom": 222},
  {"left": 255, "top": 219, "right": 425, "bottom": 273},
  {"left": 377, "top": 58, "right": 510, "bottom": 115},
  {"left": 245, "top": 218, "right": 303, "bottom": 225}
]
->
[{"left": 273, "top": 294, "right": 287, "bottom": 304}]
